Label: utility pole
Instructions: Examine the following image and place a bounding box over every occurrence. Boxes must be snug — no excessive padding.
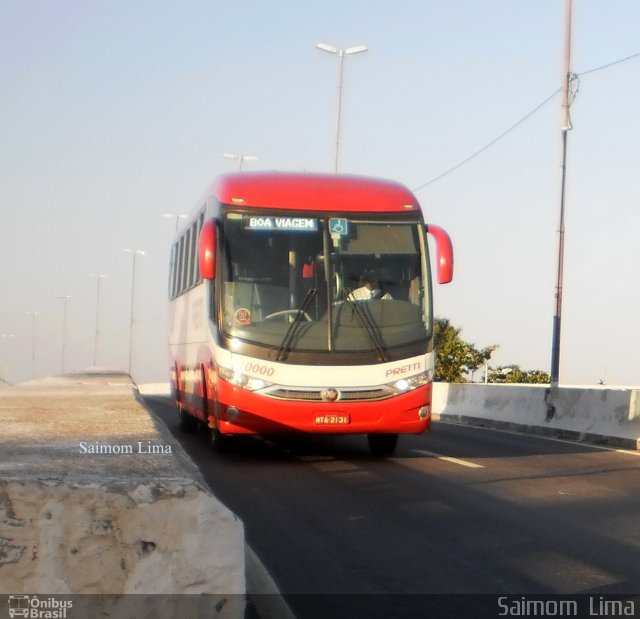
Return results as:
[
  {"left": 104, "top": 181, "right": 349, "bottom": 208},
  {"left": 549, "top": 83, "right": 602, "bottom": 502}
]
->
[
  {"left": 90, "top": 274, "right": 107, "bottom": 367},
  {"left": 549, "top": 0, "right": 574, "bottom": 411},
  {"left": 316, "top": 42, "right": 368, "bottom": 173},
  {"left": 57, "top": 295, "right": 72, "bottom": 375},
  {"left": 0, "top": 333, "right": 15, "bottom": 387},
  {"left": 124, "top": 249, "right": 145, "bottom": 376},
  {"left": 27, "top": 311, "right": 39, "bottom": 379},
  {"left": 163, "top": 213, "right": 187, "bottom": 233},
  {"left": 222, "top": 153, "right": 258, "bottom": 171}
]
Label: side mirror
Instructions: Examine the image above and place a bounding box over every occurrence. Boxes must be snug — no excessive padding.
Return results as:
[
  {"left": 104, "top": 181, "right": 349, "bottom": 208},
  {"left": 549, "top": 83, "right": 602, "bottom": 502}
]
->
[
  {"left": 426, "top": 224, "right": 454, "bottom": 284},
  {"left": 199, "top": 219, "right": 217, "bottom": 280}
]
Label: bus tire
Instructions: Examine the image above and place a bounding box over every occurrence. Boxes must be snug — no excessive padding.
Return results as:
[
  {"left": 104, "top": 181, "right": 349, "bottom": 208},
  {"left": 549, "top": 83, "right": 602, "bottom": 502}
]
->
[
  {"left": 178, "top": 405, "right": 198, "bottom": 433},
  {"left": 203, "top": 371, "right": 231, "bottom": 453},
  {"left": 367, "top": 433, "right": 398, "bottom": 457},
  {"left": 210, "top": 427, "right": 231, "bottom": 453}
]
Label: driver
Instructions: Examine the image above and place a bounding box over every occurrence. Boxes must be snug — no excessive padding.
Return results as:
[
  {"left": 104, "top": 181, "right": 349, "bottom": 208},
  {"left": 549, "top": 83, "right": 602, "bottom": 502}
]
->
[{"left": 348, "top": 272, "right": 392, "bottom": 301}]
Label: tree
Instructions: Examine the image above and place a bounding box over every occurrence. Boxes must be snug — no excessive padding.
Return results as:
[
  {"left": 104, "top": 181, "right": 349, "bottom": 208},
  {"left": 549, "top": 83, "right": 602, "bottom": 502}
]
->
[
  {"left": 433, "top": 318, "right": 496, "bottom": 383},
  {"left": 488, "top": 365, "right": 550, "bottom": 384}
]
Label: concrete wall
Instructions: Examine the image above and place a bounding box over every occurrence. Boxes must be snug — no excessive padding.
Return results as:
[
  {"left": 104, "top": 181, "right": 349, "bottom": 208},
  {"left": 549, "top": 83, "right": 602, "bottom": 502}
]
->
[
  {"left": 432, "top": 382, "right": 640, "bottom": 449},
  {"left": 0, "top": 372, "right": 245, "bottom": 617},
  {"left": 137, "top": 382, "right": 171, "bottom": 396}
]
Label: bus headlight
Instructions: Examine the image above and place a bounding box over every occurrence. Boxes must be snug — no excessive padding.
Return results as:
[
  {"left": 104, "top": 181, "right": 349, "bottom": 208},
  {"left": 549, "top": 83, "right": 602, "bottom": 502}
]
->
[
  {"left": 387, "top": 371, "right": 432, "bottom": 393},
  {"left": 217, "top": 365, "right": 272, "bottom": 391},
  {"left": 243, "top": 377, "right": 269, "bottom": 391}
]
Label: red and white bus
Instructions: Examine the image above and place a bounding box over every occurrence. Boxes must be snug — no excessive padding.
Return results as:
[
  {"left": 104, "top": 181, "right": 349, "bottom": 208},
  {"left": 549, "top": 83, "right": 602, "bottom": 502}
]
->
[{"left": 168, "top": 172, "right": 453, "bottom": 455}]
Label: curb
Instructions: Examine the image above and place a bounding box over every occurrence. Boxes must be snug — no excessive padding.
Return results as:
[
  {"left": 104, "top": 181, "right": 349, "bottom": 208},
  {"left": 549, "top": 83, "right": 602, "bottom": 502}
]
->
[{"left": 246, "top": 546, "right": 297, "bottom": 619}]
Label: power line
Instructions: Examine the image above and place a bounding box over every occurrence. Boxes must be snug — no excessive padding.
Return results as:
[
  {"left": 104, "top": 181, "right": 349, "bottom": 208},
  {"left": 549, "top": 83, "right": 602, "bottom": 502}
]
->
[
  {"left": 412, "top": 50, "right": 640, "bottom": 192},
  {"left": 577, "top": 50, "right": 640, "bottom": 77},
  {"left": 412, "top": 89, "right": 560, "bottom": 192}
]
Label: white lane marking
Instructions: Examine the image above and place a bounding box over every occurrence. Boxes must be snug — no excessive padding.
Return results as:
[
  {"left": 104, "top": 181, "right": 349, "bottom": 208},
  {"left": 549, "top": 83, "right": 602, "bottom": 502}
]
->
[{"left": 413, "top": 449, "right": 485, "bottom": 468}]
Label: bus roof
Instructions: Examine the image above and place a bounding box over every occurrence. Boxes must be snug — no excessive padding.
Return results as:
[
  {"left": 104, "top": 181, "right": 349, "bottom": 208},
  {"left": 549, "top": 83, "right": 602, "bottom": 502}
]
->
[{"left": 209, "top": 172, "right": 421, "bottom": 213}]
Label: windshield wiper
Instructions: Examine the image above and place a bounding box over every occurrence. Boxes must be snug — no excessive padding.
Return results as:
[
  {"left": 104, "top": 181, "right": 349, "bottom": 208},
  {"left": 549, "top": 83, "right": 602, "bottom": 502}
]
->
[
  {"left": 344, "top": 288, "right": 389, "bottom": 362},
  {"left": 275, "top": 288, "right": 317, "bottom": 362}
]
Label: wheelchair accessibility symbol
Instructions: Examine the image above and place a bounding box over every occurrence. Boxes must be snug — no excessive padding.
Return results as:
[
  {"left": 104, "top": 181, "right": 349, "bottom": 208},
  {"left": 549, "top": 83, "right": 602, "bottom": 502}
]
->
[{"left": 329, "top": 218, "right": 348, "bottom": 237}]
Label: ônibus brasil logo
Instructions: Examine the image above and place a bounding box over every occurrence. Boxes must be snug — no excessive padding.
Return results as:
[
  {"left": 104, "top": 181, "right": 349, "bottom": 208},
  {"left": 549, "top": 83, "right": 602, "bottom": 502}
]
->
[{"left": 8, "top": 595, "right": 72, "bottom": 618}]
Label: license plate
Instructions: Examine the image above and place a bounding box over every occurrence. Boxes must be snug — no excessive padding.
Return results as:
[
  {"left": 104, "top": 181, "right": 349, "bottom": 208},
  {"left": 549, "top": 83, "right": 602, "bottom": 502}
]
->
[{"left": 315, "top": 413, "right": 350, "bottom": 425}]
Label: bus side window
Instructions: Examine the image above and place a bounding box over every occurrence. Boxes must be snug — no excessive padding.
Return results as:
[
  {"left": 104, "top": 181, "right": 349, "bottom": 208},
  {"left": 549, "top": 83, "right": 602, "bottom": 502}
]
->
[{"left": 168, "top": 244, "right": 176, "bottom": 298}]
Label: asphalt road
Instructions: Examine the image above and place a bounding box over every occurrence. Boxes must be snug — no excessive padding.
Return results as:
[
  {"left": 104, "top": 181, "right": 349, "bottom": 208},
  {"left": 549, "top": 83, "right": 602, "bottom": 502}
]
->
[{"left": 144, "top": 395, "right": 640, "bottom": 618}]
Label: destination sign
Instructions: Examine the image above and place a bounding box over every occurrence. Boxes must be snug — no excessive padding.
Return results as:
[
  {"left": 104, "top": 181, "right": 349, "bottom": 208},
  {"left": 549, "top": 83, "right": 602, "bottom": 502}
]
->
[{"left": 245, "top": 216, "right": 318, "bottom": 232}]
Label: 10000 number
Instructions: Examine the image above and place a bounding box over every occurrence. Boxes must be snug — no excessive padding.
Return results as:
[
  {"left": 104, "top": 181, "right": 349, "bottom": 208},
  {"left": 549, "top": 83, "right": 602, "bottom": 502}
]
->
[{"left": 243, "top": 362, "right": 275, "bottom": 377}]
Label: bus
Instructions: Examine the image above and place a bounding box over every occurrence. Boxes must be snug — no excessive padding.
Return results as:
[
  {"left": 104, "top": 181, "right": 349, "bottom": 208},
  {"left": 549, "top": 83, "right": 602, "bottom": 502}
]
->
[{"left": 168, "top": 172, "right": 453, "bottom": 456}]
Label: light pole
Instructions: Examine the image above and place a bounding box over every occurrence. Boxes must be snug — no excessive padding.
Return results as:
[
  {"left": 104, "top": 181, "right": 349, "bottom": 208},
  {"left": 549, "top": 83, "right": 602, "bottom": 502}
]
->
[
  {"left": 57, "top": 295, "right": 72, "bottom": 375},
  {"left": 316, "top": 42, "right": 368, "bottom": 173},
  {"left": 90, "top": 273, "right": 107, "bottom": 367},
  {"left": 163, "top": 213, "right": 188, "bottom": 233},
  {"left": 550, "top": 0, "right": 574, "bottom": 396},
  {"left": 124, "top": 249, "right": 145, "bottom": 376},
  {"left": 0, "top": 333, "right": 15, "bottom": 387},
  {"left": 26, "top": 311, "right": 39, "bottom": 379},
  {"left": 222, "top": 152, "right": 259, "bottom": 171}
]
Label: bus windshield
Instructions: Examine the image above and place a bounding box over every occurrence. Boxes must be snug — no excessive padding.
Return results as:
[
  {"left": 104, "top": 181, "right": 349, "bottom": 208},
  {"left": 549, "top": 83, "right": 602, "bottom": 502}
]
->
[{"left": 220, "top": 211, "right": 431, "bottom": 360}]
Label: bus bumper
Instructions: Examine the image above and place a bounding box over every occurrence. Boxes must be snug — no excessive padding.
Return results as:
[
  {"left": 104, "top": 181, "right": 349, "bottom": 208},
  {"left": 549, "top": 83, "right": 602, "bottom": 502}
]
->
[{"left": 214, "top": 381, "right": 432, "bottom": 436}]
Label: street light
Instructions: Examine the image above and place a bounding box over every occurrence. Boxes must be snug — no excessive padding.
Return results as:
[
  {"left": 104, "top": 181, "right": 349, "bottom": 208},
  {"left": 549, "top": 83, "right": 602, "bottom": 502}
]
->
[
  {"left": 163, "top": 213, "right": 188, "bottom": 233},
  {"left": 26, "top": 311, "right": 39, "bottom": 379},
  {"left": 57, "top": 295, "right": 72, "bottom": 375},
  {"left": 0, "top": 333, "right": 15, "bottom": 387},
  {"left": 90, "top": 274, "right": 107, "bottom": 367},
  {"left": 124, "top": 249, "right": 145, "bottom": 376},
  {"left": 222, "top": 153, "right": 259, "bottom": 171},
  {"left": 316, "top": 41, "right": 368, "bottom": 173}
]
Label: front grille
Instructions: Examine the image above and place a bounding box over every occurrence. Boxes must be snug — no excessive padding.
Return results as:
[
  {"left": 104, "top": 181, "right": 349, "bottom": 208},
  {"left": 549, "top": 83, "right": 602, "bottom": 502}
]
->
[{"left": 265, "top": 387, "right": 394, "bottom": 402}]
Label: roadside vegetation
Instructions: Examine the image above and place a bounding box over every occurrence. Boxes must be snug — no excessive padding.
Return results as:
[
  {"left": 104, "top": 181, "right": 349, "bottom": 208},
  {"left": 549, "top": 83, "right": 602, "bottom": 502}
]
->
[{"left": 434, "top": 318, "right": 550, "bottom": 384}]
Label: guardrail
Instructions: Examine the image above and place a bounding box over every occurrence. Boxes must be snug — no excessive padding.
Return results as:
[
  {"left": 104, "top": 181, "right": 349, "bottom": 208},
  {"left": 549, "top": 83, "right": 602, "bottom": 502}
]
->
[{"left": 432, "top": 382, "right": 640, "bottom": 449}]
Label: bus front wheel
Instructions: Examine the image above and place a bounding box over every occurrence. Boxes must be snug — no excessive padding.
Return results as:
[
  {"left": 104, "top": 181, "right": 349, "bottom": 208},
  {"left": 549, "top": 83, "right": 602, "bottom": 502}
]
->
[
  {"left": 367, "top": 433, "right": 398, "bottom": 457},
  {"left": 210, "top": 427, "right": 231, "bottom": 453}
]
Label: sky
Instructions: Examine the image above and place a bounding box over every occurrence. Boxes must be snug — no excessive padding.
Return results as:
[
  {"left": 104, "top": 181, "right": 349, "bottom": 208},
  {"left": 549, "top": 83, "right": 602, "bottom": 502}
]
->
[{"left": 1, "top": 0, "right": 639, "bottom": 387}]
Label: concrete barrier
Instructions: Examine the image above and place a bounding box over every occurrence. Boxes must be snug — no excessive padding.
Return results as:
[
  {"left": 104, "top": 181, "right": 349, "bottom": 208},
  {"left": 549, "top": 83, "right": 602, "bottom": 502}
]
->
[
  {"left": 0, "top": 371, "right": 245, "bottom": 617},
  {"left": 432, "top": 382, "right": 640, "bottom": 449},
  {"left": 137, "top": 382, "right": 171, "bottom": 396}
]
